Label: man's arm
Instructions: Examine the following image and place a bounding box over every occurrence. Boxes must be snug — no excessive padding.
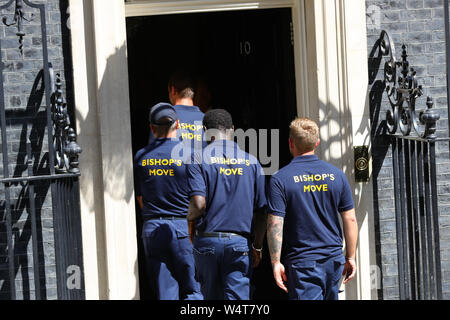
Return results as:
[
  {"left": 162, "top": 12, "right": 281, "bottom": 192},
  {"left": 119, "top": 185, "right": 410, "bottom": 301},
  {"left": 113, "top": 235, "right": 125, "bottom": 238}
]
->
[
  {"left": 340, "top": 208, "right": 358, "bottom": 284},
  {"left": 137, "top": 196, "right": 143, "bottom": 209},
  {"left": 267, "top": 214, "right": 288, "bottom": 293},
  {"left": 251, "top": 209, "right": 267, "bottom": 268},
  {"left": 187, "top": 195, "right": 206, "bottom": 243},
  {"left": 253, "top": 209, "right": 267, "bottom": 249}
]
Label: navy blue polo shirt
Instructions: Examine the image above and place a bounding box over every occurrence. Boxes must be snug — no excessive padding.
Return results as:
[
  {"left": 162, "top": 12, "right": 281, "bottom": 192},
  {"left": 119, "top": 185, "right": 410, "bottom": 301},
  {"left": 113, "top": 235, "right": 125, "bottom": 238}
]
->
[
  {"left": 186, "top": 139, "right": 267, "bottom": 236},
  {"left": 134, "top": 138, "right": 189, "bottom": 219},
  {"left": 267, "top": 154, "right": 354, "bottom": 262},
  {"left": 149, "top": 105, "right": 205, "bottom": 148}
]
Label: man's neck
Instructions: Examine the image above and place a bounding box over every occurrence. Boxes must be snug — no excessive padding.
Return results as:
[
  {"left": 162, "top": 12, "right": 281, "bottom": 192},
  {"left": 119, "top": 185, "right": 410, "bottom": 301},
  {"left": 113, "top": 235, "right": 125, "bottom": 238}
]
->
[
  {"left": 293, "top": 150, "right": 315, "bottom": 158},
  {"left": 154, "top": 132, "right": 177, "bottom": 139},
  {"left": 174, "top": 98, "right": 194, "bottom": 106},
  {"left": 208, "top": 131, "right": 233, "bottom": 144}
]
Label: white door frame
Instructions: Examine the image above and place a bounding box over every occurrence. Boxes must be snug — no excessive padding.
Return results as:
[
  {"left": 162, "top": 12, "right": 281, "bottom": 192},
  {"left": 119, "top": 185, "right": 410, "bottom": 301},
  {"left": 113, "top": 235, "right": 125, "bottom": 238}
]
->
[{"left": 69, "top": 0, "right": 375, "bottom": 300}]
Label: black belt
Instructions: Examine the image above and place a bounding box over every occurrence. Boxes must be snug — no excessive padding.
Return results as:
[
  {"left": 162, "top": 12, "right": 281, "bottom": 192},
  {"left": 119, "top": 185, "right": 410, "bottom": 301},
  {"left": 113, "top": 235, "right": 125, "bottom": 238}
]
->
[
  {"left": 144, "top": 215, "right": 186, "bottom": 221},
  {"left": 195, "top": 231, "right": 248, "bottom": 239}
]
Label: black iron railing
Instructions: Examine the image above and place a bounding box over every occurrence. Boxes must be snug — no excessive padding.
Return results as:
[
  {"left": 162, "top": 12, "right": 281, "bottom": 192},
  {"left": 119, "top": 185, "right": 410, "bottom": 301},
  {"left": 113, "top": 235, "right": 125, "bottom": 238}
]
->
[
  {"left": 379, "top": 30, "right": 443, "bottom": 300},
  {"left": 0, "top": 0, "right": 84, "bottom": 300}
]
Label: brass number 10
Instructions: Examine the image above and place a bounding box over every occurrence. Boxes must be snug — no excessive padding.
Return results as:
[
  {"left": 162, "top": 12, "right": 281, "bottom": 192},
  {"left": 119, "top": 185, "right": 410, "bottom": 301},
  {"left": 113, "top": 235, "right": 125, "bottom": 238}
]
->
[{"left": 240, "top": 41, "right": 251, "bottom": 55}]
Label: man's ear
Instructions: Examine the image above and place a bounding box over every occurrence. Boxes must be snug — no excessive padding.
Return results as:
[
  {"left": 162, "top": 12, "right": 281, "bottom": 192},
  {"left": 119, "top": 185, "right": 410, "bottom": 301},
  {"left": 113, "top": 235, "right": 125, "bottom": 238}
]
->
[
  {"left": 289, "top": 137, "right": 294, "bottom": 150},
  {"left": 170, "top": 85, "right": 177, "bottom": 96},
  {"left": 175, "top": 120, "right": 180, "bottom": 130},
  {"left": 289, "top": 137, "right": 297, "bottom": 157},
  {"left": 228, "top": 126, "right": 235, "bottom": 137},
  {"left": 315, "top": 138, "right": 320, "bottom": 149}
]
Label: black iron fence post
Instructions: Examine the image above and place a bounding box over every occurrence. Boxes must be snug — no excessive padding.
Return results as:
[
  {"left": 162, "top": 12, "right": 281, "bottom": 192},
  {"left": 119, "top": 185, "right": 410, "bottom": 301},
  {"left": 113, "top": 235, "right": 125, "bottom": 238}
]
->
[{"left": 378, "top": 30, "right": 444, "bottom": 300}]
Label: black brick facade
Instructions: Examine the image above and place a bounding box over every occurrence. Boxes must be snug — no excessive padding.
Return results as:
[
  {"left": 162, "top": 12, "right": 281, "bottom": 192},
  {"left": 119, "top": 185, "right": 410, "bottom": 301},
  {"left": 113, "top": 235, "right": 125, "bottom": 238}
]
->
[
  {"left": 366, "top": 0, "right": 450, "bottom": 299},
  {"left": 0, "top": 0, "right": 71, "bottom": 300}
]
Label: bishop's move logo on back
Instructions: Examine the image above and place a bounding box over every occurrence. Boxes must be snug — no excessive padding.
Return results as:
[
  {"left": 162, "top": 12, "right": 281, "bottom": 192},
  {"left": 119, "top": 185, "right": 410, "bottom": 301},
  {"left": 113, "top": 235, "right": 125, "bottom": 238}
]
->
[
  {"left": 293, "top": 173, "right": 335, "bottom": 193},
  {"left": 179, "top": 122, "right": 203, "bottom": 141},
  {"left": 211, "top": 156, "right": 251, "bottom": 176},
  {"left": 141, "top": 158, "right": 183, "bottom": 176}
]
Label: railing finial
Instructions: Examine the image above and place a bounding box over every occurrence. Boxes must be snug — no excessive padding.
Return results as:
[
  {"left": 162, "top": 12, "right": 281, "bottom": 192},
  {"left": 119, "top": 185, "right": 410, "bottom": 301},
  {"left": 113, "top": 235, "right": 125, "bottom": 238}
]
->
[
  {"left": 420, "top": 97, "right": 440, "bottom": 139},
  {"left": 379, "top": 30, "right": 438, "bottom": 139}
]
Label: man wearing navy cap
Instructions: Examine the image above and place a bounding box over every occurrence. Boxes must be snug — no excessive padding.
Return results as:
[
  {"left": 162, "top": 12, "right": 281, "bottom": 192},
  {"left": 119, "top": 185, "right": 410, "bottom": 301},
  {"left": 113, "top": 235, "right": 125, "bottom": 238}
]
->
[
  {"left": 186, "top": 109, "right": 267, "bottom": 300},
  {"left": 266, "top": 117, "right": 358, "bottom": 300},
  {"left": 134, "top": 103, "right": 203, "bottom": 300}
]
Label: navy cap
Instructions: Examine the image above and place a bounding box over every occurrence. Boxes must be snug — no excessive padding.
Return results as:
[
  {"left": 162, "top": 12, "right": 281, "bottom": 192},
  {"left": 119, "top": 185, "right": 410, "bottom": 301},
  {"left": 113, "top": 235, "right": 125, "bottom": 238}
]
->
[{"left": 149, "top": 102, "right": 178, "bottom": 125}]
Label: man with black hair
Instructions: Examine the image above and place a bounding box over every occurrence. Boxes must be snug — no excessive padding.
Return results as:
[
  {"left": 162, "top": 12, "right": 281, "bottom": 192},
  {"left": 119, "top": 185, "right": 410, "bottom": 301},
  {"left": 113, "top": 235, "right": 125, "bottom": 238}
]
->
[
  {"left": 135, "top": 102, "right": 203, "bottom": 300},
  {"left": 149, "top": 71, "right": 205, "bottom": 148},
  {"left": 186, "top": 109, "right": 267, "bottom": 300}
]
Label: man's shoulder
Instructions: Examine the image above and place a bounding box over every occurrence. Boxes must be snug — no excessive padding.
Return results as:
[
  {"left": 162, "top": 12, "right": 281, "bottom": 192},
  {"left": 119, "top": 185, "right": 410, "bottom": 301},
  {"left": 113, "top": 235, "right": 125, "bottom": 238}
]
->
[
  {"left": 271, "top": 161, "right": 296, "bottom": 179},
  {"left": 174, "top": 105, "right": 204, "bottom": 116},
  {"left": 135, "top": 145, "right": 152, "bottom": 163},
  {"left": 316, "top": 159, "right": 347, "bottom": 175},
  {"left": 313, "top": 160, "right": 350, "bottom": 186},
  {"left": 135, "top": 141, "right": 170, "bottom": 161},
  {"left": 191, "top": 107, "right": 204, "bottom": 121},
  {"left": 231, "top": 144, "right": 261, "bottom": 168},
  {"left": 241, "top": 148, "right": 259, "bottom": 163}
]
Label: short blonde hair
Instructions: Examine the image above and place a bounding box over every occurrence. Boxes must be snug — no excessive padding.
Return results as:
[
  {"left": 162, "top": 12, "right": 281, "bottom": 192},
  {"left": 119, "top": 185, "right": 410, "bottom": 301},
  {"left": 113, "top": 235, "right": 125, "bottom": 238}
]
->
[{"left": 289, "top": 117, "right": 319, "bottom": 153}]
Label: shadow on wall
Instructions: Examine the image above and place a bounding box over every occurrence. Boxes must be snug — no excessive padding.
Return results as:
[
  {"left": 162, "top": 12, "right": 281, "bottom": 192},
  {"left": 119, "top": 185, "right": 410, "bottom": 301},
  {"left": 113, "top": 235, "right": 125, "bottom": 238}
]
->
[
  {"left": 73, "top": 38, "right": 139, "bottom": 299},
  {"left": 366, "top": 35, "right": 393, "bottom": 300},
  {"left": 316, "top": 81, "right": 375, "bottom": 300},
  {"left": 74, "top": 44, "right": 135, "bottom": 210},
  {"left": 0, "top": 70, "right": 51, "bottom": 300}
]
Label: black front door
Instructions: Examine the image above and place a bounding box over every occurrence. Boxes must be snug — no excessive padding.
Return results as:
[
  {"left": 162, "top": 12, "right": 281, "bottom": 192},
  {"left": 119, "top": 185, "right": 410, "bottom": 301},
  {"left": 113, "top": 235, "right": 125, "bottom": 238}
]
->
[{"left": 126, "top": 7, "right": 297, "bottom": 300}]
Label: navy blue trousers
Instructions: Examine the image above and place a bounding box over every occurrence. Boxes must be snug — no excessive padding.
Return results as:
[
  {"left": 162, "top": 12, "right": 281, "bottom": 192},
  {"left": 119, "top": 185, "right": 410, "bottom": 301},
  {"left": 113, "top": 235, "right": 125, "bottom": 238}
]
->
[
  {"left": 142, "top": 219, "right": 203, "bottom": 300},
  {"left": 285, "top": 254, "right": 346, "bottom": 300},
  {"left": 193, "top": 234, "right": 252, "bottom": 300}
]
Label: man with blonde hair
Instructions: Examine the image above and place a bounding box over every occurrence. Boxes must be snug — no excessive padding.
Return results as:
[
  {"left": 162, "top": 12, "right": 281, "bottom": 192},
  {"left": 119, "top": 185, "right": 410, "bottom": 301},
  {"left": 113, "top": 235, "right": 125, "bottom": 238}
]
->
[{"left": 266, "top": 117, "right": 358, "bottom": 300}]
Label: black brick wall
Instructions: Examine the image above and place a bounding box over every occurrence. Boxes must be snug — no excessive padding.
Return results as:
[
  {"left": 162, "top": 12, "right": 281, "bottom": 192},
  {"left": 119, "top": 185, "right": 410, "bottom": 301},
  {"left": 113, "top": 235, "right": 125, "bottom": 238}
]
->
[
  {"left": 366, "top": 0, "right": 450, "bottom": 299},
  {"left": 0, "top": 0, "right": 71, "bottom": 300}
]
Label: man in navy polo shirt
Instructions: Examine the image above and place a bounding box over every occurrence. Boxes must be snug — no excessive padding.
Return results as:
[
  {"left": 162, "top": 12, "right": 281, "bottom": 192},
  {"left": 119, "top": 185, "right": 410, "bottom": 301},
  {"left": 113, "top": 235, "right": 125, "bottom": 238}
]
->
[
  {"left": 135, "top": 103, "right": 203, "bottom": 300},
  {"left": 186, "top": 109, "right": 267, "bottom": 300},
  {"left": 149, "top": 71, "right": 205, "bottom": 149},
  {"left": 266, "top": 117, "right": 358, "bottom": 300}
]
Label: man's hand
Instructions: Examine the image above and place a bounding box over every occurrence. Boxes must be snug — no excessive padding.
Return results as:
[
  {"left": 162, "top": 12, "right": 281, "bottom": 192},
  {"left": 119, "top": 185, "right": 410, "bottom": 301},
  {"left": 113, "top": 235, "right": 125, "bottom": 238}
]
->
[
  {"left": 342, "top": 258, "right": 356, "bottom": 284},
  {"left": 137, "top": 196, "right": 143, "bottom": 209},
  {"left": 251, "top": 209, "right": 266, "bottom": 269},
  {"left": 188, "top": 220, "right": 196, "bottom": 244},
  {"left": 272, "top": 262, "right": 288, "bottom": 293},
  {"left": 340, "top": 209, "right": 358, "bottom": 284},
  {"left": 187, "top": 196, "right": 205, "bottom": 244}
]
